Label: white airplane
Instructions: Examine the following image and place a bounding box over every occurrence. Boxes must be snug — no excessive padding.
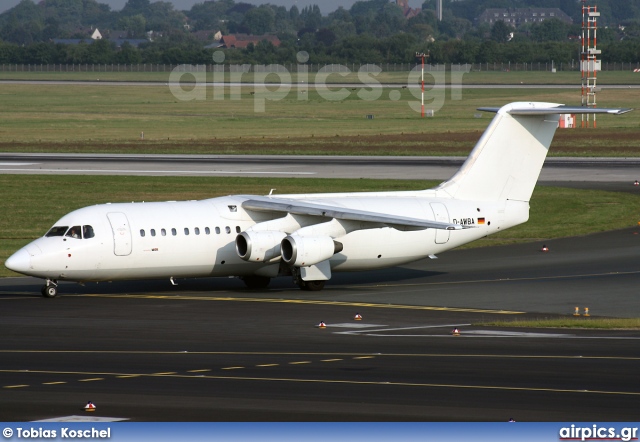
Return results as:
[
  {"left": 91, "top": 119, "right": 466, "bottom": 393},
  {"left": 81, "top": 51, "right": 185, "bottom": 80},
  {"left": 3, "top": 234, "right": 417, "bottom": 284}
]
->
[{"left": 5, "top": 102, "right": 630, "bottom": 297}]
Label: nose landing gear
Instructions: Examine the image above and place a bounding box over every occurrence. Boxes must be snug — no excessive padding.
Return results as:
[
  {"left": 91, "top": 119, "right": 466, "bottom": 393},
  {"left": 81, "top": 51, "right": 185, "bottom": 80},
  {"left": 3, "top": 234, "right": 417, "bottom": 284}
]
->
[{"left": 41, "top": 279, "right": 58, "bottom": 298}]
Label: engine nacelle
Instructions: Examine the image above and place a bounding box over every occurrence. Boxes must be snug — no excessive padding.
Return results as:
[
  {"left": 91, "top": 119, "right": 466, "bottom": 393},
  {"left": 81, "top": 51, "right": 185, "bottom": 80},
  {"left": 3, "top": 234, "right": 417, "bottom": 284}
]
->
[
  {"left": 281, "top": 235, "right": 343, "bottom": 267},
  {"left": 236, "top": 230, "right": 287, "bottom": 262}
]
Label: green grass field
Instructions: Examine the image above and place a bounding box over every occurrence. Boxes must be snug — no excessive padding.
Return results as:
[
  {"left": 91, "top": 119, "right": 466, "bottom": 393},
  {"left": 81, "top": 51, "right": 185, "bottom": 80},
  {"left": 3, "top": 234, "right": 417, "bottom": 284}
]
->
[
  {"left": 0, "top": 81, "right": 638, "bottom": 155},
  {"left": 478, "top": 318, "right": 640, "bottom": 329}
]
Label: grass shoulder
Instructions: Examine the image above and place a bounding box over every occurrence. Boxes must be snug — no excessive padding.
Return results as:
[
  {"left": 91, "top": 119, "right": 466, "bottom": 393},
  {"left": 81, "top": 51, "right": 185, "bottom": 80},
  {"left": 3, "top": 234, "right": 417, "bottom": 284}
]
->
[
  {"left": 0, "top": 70, "right": 638, "bottom": 85},
  {"left": 477, "top": 318, "right": 640, "bottom": 329}
]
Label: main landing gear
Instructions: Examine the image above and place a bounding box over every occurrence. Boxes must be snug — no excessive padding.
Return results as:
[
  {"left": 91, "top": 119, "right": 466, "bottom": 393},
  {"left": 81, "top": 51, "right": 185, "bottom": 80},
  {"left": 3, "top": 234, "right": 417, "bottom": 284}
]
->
[
  {"left": 41, "top": 279, "right": 58, "bottom": 298},
  {"left": 290, "top": 267, "right": 326, "bottom": 291},
  {"left": 297, "top": 280, "right": 326, "bottom": 291}
]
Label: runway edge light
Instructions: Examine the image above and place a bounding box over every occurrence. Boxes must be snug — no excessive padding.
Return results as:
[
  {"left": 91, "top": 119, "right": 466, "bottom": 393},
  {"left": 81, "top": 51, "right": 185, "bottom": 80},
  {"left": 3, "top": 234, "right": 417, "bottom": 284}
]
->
[
  {"left": 84, "top": 401, "right": 96, "bottom": 412},
  {"left": 452, "top": 328, "right": 461, "bottom": 336},
  {"left": 317, "top": 321, "right": 327, "bottom": 329},
  {"left": 354, "top": 313, "right": 362, "bottom": 320}
]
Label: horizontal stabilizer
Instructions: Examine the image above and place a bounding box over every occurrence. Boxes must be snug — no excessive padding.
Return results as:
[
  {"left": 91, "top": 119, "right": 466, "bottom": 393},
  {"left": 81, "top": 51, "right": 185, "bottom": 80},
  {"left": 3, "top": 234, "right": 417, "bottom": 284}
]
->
[{"left": 478, "top": 106, "right": 633, "bottom": 115}]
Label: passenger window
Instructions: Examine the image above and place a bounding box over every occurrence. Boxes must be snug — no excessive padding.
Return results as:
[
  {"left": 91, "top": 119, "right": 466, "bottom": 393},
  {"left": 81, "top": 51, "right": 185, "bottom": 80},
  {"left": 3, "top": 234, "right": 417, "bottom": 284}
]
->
[
  {"left": 46, "top": 226, "right": 68, "bottom": 237},
  {"left": 140, "top": 229, "right": 146, "bottom": 237},
  {"left": 215, "top": 227, "right": 221, "bottom": 234},
  {"left": 161, "top": 228, "right": 166, "bottom": 236},
  {"left": 151, "top": 229, "right": 156, "bottom": 237},
  {"left": 205, "top": 227, "right": 210, "bottom": 235},
  {"left": 65, "top": 226, "right": 82, "bottom": 239},
  {"left": 184, "top": 228, "right": 190, "bottom": 235},
  {"left": 171, "top": 228, "right": 177, "bottom": 236},
  {"left": 195, "top": 227, "right": 200, "bottom": 235},
  {"left": 236, "top": 226, "right": 241, "bottom": 233},
  {"left": 82, "top": 225, "right": 95, "bottom": 239},
  {"left": 225, "top": 226, "right": 231, "bottom": 234}
]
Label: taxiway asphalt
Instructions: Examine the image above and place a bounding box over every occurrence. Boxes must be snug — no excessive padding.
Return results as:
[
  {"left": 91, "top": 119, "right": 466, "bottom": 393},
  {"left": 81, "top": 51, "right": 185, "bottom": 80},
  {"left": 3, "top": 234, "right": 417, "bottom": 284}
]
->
[{"left": 1, "top": 227, "right": 639, "bottom": 421}]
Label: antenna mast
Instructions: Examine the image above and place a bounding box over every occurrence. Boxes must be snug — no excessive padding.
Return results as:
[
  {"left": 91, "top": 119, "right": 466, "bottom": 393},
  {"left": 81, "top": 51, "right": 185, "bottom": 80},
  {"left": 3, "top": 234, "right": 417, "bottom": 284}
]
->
[{"left": 581, "top": 0, "right": 600, "bottom": 128}]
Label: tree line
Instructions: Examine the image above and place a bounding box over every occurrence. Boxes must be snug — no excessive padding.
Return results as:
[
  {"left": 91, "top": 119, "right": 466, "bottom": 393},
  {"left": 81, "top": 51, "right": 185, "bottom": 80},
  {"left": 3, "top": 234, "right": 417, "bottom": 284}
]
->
[
  {"left": 0, "top": 0, "right": 639, "bottom": 65},
  {"left": 1, "top": 36, "right": 640, "bottom": 66}
]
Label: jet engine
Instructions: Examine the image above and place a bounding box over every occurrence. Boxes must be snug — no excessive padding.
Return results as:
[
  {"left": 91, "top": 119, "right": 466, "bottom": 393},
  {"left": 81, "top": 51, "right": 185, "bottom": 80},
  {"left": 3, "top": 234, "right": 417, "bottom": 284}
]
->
[
  {"left": 236, "top": 231, "right": 287, "bottom": 262},
  {"left": 281, "top": 235, "right": 343, "bottom": 267}
]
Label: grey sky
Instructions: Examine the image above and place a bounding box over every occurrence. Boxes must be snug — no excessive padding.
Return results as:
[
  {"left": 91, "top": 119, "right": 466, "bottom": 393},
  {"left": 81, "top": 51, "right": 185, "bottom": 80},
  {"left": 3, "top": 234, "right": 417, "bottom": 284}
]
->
[{"left": 0, "top": 0, "right": 424, "bottom": 15}]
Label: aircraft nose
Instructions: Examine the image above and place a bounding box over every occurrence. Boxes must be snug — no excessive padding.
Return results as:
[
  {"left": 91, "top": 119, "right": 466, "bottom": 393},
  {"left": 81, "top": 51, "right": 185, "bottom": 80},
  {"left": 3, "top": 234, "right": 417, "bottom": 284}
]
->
[{"left": 5, "top": 248, "right": 32, "bottom": 274}]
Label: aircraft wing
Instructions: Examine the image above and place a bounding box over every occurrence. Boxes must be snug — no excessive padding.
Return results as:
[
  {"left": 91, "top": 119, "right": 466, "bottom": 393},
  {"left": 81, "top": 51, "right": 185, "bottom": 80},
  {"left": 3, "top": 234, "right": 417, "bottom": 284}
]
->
[{"left": 240, "top": 196, "right": 464, "bottom": 231}]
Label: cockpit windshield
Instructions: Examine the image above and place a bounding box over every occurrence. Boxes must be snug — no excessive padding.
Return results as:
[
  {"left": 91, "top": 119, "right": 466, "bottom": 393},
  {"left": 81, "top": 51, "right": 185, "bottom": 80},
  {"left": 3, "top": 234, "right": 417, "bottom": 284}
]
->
[
  {"left": 45, "top": 225, "right": 95, "bottom": 239},
  {"left": 45, "top": 226, "right": 68, "bottom": 237},
  {"left": 65, "top": 226, "right": 82, "bottom": 239},
  {"left": 83, "top": 225, "right": 95, "bottom": 239}
]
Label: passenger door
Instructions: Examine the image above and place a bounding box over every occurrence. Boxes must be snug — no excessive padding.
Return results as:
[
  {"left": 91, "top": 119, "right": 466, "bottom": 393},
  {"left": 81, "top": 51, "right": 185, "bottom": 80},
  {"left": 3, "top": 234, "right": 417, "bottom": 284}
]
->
[
  {"left": 430, "top": 203, "right": 450, "bottom": 244},
  {"left": 107, "top": 212, "right": 132, "bottom": 256}
]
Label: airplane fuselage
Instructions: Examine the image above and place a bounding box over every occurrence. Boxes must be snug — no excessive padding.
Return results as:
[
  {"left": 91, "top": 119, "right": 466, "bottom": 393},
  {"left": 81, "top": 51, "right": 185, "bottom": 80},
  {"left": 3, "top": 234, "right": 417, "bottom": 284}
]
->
[{"left": 8, "top": 191, "right": 527, "bottom": 284}]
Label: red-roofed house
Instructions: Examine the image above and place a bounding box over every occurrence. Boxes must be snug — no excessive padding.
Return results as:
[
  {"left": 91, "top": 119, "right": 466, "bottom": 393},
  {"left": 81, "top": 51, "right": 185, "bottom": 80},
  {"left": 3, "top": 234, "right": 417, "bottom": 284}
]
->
[{"left": 220, "top": 34, "right": 281, "bottom": 49}]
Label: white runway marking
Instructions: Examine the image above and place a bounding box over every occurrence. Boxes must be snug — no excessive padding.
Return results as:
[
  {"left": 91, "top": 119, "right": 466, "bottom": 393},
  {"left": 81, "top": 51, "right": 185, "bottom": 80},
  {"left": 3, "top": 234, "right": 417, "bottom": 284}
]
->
[
  {"left": 326, "top": 323, "right": 387, "bottom": 328},
  {"left": 336, "top": 324, "right": 469, "bottom": 335},
  {"left": 335, "top": 324, "right": 640, "bottom": 339},
  {"left": 33, "top": 415, "right": 129, "bottom": 422},
  {"left": 0, "top": 168, "right": 315, "bottom": 175},
  {"left": 0, "top": 162, "right": 38, "bottom": 166}
]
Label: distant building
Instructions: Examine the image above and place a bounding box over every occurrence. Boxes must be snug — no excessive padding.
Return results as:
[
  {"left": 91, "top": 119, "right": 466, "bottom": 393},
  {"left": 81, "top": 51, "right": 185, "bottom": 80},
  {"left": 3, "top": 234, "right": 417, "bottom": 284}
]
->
[
  {"left": 109, "top": 39, "right": 149, "bottom": 48},
  {"left": 396, "top": 0, "right": 421, "bottom": 20},
  {"left": 191, "top": 30, "right": 223, "bottom": 44},
  {"left": 219, "top": 34, "right": 281, "bottom": 49},
  {"left": 146, "top": 31, "right": 164, "bottom": 41},
  {"left": 108, "top": 30, "right": 133, "bottom": 39},
  {"left": 69, "top": 27, "right": 102, "bottom": 39},
  {"left": 477, "top": 8, "right": 573, "bottom": 27}
]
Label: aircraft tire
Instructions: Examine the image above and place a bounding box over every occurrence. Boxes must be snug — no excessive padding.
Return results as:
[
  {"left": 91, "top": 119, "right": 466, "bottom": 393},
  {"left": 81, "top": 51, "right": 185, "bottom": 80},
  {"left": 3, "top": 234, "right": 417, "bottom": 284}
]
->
[
  {"left": 42, "top": 285, "right": 58, "bottom": 298},
  {"left": 301, "top": 280, "right": 325, "bottom": 291}
]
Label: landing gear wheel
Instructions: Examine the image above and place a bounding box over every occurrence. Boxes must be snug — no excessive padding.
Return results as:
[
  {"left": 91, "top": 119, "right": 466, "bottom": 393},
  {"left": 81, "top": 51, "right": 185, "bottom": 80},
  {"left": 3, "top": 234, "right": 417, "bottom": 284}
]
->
[
  {"left": 298, "top": 280, "right": 326, "bottom": 292},
  {"left": 41, "top": 285, "right": 58, "bottom": 298},
  {"left": 242, "top": 275, "right": 271, "bottom": 290}
]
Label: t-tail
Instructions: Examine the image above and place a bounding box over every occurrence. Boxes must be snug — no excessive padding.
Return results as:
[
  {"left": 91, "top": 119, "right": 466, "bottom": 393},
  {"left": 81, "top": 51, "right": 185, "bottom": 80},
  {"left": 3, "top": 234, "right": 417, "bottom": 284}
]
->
[{"left": 435, "top": 102, "right": 632, "bottom": 203}]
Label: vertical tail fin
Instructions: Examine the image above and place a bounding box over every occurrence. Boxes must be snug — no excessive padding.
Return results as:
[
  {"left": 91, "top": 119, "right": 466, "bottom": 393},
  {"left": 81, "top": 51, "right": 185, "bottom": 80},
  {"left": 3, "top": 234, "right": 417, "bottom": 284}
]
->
[{"left": 435, "top": 102, "right": 631, "bottom": 202}]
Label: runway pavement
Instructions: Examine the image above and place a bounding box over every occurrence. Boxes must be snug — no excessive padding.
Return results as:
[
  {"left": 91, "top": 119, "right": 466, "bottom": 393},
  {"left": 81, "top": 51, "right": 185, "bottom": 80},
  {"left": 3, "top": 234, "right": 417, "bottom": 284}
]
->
[{"left": 1, "top": 153, "right": 640, "bottom": 183}]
